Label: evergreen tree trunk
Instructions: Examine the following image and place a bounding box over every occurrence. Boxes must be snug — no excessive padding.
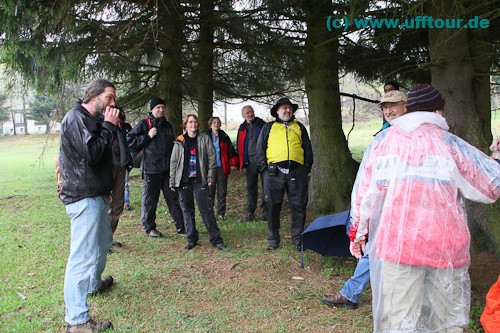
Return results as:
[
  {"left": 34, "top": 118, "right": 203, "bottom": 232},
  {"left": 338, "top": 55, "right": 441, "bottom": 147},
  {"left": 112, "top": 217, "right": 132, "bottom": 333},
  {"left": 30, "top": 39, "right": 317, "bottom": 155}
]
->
[
  {"left": 157, "top": 2, "right": 184, "bottom": 135},
  {"left": 197, "top": 0, "right": 215, "bottom": 132},
  {"left": 302, "top": 0, "right": 358, "bottom": 214},
  {"left": 428, "top": 0, "right": 500, "bottom": 256}
]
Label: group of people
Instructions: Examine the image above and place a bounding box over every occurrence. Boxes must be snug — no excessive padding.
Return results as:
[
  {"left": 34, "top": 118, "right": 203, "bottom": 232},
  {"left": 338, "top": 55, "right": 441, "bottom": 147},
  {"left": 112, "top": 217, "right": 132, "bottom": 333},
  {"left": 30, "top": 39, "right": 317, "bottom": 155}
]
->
[
  {"left": 57, "top": 78, "right": 499, "bottom": 333},
  {"left": 57, "top": 79, "right": 314, "bottom": 332},
  {"left": 323, "top": 82, "right": 500, "bottom": 333}
]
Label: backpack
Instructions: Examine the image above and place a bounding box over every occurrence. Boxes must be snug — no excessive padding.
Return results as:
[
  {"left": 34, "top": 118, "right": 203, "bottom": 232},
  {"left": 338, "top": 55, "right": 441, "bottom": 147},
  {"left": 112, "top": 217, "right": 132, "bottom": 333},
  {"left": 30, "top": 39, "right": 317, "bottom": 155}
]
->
[{"left": 130, "top": 117, "right": 152, "bottom": 168}]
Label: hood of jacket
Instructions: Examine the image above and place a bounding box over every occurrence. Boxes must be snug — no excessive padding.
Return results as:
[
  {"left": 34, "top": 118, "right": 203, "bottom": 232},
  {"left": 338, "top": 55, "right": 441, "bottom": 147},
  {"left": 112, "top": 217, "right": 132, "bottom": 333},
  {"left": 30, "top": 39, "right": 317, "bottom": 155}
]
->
[{"left": 391, "top": 111, "right": 449, "bottom": 133}]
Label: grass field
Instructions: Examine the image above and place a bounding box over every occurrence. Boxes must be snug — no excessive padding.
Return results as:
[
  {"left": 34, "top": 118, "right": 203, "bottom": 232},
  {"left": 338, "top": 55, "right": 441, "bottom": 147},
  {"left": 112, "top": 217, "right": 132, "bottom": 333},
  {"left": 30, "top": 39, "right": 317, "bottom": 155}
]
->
[{"left": 0, "top": 114, "right": 498, "bottom": 332}]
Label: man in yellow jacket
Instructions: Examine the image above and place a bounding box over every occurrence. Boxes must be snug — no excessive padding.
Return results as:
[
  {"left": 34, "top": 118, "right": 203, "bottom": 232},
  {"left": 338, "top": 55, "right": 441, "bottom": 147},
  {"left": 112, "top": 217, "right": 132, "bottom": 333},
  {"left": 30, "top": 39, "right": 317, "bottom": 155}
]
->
[{"left": 257, "top": 98, "right": 314, "bottom": 251}]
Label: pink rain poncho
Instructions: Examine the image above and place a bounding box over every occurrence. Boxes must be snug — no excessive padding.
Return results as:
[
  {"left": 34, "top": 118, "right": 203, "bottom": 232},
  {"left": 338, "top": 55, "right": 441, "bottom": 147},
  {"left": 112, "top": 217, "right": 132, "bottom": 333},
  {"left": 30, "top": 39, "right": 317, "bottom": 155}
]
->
[{"left": 349, "top": 112, "right": 500, "bottom": 332}]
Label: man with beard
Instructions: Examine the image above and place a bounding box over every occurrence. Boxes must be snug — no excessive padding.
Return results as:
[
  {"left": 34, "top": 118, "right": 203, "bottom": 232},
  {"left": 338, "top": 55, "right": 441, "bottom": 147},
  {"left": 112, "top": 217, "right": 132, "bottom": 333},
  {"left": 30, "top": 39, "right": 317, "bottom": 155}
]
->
[
  {"left": 257, "top": 98, "right": 313, "bottom": 251},
  {"left": 59, "top": 79, "right": 119, "bottom": 332},
  {"left": 127, "top": 97, "right": 184, "bottom": 237}
]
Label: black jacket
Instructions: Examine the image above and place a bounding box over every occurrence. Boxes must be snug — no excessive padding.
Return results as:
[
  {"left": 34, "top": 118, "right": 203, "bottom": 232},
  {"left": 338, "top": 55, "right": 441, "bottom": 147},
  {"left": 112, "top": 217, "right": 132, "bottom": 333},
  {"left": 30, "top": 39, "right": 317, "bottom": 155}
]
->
[
  {"left": 127, "top": 113, "right": 175, "bottom": 174},
  {"left": 59, "top": 102, "right": 116, "bottom": 204}
]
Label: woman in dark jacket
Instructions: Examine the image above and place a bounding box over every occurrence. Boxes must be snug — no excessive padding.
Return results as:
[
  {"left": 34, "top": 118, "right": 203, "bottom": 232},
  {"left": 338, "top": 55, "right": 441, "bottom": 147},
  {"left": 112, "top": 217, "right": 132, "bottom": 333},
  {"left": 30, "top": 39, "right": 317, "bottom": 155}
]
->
[
  {"left": 170, "top": 114, "right": 227, "bottom": 250},
  {"left": 206, "top": 117, "right": 238, "bottom": 220}
]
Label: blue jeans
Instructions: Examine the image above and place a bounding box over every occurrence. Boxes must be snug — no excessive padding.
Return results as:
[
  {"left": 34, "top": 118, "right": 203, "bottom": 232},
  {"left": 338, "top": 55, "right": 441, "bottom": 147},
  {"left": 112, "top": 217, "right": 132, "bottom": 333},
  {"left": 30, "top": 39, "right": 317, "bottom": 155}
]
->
[
  {"left": 64, "top": 196, "right": 112, "bottom": 325},
  {"left": 340, "top": 242, "right": 370, "bottom": 303},
  {"left": 124, "top": 170, "right": 130, "bottom": 206}
]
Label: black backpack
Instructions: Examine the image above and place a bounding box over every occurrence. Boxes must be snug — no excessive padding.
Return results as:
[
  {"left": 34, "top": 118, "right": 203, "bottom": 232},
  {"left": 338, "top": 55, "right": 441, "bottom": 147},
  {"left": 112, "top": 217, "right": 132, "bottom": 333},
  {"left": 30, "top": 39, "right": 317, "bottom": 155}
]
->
[{"left": 130, "top": 117, "right": 152, "bottom": 168}]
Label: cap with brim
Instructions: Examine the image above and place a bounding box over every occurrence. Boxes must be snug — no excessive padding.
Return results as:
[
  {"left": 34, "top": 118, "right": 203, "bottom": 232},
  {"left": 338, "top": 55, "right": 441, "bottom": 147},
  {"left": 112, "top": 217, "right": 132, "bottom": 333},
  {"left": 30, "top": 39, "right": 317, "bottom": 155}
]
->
[
  {"left": 378, "top": 90, "right": 407, "bottom": 106},
  {"left": 271, "top": 97, "right": 299, "bottom": 118}
]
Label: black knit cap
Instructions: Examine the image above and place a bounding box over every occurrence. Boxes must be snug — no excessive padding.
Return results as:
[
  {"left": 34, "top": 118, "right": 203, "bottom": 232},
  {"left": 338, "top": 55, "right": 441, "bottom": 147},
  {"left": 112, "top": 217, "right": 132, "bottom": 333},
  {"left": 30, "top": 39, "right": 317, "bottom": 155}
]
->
[
  {"left": 406, "top": 84, "right": 445, "bottom": 113},
  {"left": 150, "top": 97, "right": 166, "bottom": 110},
  {"left": 270, "top": 97, "right": 298, "bottom": 118}
]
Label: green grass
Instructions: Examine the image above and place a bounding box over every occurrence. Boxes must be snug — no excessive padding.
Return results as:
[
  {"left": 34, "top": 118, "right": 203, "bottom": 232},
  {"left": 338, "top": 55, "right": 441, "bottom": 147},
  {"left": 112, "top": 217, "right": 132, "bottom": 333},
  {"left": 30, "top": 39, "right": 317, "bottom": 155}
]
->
[
  {"left": 1, "top": 117, "right": 497, "bottom": 332},
  {"left": 0, "top": 134, "right": 367, "bottom": 333}
]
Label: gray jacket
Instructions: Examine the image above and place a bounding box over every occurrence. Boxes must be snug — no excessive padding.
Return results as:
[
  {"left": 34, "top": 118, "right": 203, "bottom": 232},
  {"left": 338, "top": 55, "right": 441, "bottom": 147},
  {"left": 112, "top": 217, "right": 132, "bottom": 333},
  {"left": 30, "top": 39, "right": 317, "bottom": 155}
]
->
[{"left": 169, "top": 132, "right": 217, "bottom": 187}]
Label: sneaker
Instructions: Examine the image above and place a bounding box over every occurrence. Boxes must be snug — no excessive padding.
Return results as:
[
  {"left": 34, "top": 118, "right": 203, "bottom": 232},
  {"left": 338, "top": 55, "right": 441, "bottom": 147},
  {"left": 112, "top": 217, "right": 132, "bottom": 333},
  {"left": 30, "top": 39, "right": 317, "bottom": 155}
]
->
[
  {"left": 146, "top": 229, "right": 162, "bottom": 238},
  {"left": 267, "top": 242, "right": 279, "bottom": 251},
  {"left": 184, "top": 242, "right": 196, "bottom": 250},
  {"left": 321, "top": 292, "right": 358, "bottom": 309},
  {"left": 89, "top": 276, "right": 114, "bottom": 296},
  {"left": 176, "top": 228, "right": 186, "bottom": 235},
  {"left": 123, "top": 204, "right": 132, "bottom": 211},
  {"left": 215, "top": 243, "right": 228, "bottom": 250},
  {"left": 66, "top": 318, "right": 113, "bottom": 333},
  {"left": 217, "top": 214, "right": 225, "bottom": 221}
]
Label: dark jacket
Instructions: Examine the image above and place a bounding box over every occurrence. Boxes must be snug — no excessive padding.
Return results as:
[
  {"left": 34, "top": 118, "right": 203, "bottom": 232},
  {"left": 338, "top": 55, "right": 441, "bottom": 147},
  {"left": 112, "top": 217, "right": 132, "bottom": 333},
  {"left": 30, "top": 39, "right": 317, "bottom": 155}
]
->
[
  {"left": 205, "top": 129, "right": 238, "bottom": 175},
  {"left": 127, "top": 113, "right": 175, "bottom": 174},
  {"left": 236, "top": 117, "right": 266, "bottom": 169},
  {"left": 59, "top": 102, "right": 116, "bottom": 204},
  {"left": 256, "top": 116, "right": 313, "bottom": 174},
  {"left": 170, "top": 132, "right": 217, "bottom": 187}
]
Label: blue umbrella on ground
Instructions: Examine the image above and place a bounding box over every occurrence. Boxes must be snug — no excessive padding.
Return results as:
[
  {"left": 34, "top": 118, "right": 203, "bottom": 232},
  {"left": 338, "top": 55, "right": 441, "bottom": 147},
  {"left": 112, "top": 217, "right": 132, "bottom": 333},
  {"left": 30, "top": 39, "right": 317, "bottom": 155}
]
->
[{"left": 301, "top": 210, "right": 352, "bottom": 267}]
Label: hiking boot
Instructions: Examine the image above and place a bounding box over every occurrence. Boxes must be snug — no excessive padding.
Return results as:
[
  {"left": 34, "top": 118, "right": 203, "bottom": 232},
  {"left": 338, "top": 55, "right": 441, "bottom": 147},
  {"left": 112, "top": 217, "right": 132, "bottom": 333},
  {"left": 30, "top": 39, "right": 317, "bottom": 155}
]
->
[
  {"left": 146, "top": 228, "right": 162, "bottom": 238},
  {"left": 244, "top": 213, "right": 255, "bottom": 222},
  {"left": 321, "top": 292, "right": 358, "bottom": 309},
  {"left": 184, "top": 242, "right": 196, "bottom": 250},
  {"left": 66, "top": 318, "right": 113, "bottom": 332},
  {"left": 267, "top": 242, "right": 279, "bottom": 251},
  {"left": 292, "top": 241, "right": 302, "bottom": 252},
  {"left": 215, "top": 242, "right": 228, "bottom": 250},
  {"left": 89, "top": 276, "right": 114, "bottom": 296}
]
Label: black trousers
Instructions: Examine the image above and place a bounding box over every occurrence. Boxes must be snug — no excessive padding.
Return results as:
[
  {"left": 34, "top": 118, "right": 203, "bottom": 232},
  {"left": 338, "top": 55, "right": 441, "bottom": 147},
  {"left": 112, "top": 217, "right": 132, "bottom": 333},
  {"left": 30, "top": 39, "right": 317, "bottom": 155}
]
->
[
  {"left": 178, "top": 179, "right": 224, "bottom": 246},
  {"left": 245, "top": 161, "right": 268, "bottom": 216},
  {"left": 209, "top": 167, "right": 228, "bottom": 217},
  {"left": 141, "top": 173, "right": 184, "bottom": 233},
  {"left": 267, "top": 165, "right": 309, "bottom": 245}
]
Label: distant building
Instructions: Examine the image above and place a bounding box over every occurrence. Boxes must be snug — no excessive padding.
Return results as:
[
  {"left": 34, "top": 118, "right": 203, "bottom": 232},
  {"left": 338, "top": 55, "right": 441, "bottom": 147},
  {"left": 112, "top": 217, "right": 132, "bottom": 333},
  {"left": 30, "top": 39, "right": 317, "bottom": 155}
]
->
[{"left": 0, "top": 111, "right": 60, "bottom": 136}]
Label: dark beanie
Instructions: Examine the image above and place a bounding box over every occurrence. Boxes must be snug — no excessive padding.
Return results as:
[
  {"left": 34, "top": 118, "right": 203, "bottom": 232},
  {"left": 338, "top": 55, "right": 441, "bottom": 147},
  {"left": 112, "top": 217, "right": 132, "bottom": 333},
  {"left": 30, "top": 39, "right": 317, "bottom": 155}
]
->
[
  {"left": 406, "top": 84, "right": 445, "bottom": 112},
  {"left": 150, "top": 97, "right": 166, "bottom": 110}
]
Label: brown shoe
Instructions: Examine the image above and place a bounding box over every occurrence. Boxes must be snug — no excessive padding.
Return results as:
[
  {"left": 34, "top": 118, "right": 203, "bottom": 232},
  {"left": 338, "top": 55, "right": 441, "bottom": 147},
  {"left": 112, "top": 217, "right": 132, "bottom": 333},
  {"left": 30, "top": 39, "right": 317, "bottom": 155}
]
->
[
  {"left": 66, "top": 318, "right": 113, "bottom": 332},
  {"left": 321, "top": 292, "right": 357, "bottom": 309},
  {"left": 89, "top": 276, "right": 114, "bottom": 296}
]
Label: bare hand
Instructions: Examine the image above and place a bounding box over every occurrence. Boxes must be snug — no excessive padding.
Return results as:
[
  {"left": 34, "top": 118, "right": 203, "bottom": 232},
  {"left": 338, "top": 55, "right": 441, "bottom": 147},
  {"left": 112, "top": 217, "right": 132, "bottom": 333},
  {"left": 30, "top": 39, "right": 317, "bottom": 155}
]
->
[
  {"left": 148, "top": 127, "right": 158, "bottom": 139},
  {"left": 490, "top": 138, "right": 500, "bottom": 152},
  {"left": 350, "top": 240, "right": 366, "bottom": 259},
  {"left": 103, "top": 106, "right": 119, "bottom": 126}
]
